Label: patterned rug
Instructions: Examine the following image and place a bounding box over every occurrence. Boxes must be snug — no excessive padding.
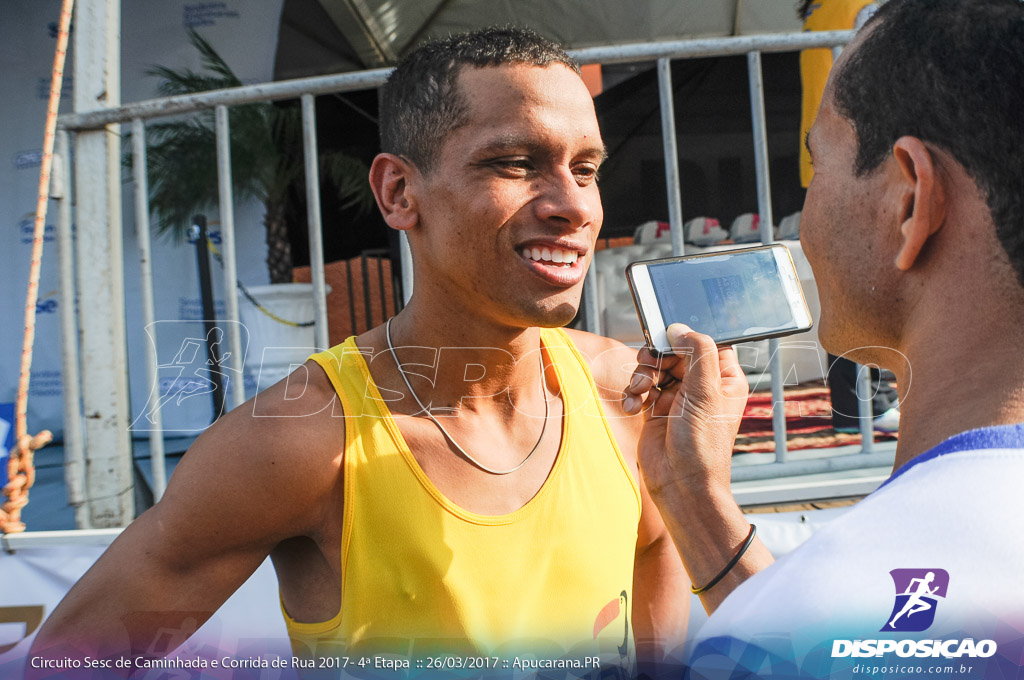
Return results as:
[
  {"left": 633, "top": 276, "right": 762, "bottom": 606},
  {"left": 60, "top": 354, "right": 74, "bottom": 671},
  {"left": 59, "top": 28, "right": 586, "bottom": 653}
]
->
[{"left": 734, "top": 382, "right": 898, "bottom": 454}]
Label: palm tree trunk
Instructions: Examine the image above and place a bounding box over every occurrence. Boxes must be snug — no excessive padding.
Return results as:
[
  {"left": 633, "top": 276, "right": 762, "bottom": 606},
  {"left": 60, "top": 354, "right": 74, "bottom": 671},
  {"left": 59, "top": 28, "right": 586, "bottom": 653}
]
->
[{"left": 264, "top": 206, "right": 292, "bottom": 284}]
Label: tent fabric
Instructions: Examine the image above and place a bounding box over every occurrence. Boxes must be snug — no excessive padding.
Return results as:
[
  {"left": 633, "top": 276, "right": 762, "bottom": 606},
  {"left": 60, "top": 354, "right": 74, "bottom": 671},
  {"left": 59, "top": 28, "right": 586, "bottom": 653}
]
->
[{"left": 275, "top": 0, "right": 804, "bottom": 79}]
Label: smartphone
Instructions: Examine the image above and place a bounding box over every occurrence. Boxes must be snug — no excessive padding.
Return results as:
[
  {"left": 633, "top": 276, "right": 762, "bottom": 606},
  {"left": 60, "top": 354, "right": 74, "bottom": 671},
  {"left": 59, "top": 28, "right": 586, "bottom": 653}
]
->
[{"left": 626, "top": 244, "right": 813, "bottom": 354}]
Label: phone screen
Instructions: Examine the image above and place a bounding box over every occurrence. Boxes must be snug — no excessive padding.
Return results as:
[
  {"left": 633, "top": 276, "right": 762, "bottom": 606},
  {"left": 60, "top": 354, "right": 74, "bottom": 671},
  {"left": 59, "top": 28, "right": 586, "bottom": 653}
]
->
[{"left": 647, "top": 249, "right": 801, "bottom": 342}]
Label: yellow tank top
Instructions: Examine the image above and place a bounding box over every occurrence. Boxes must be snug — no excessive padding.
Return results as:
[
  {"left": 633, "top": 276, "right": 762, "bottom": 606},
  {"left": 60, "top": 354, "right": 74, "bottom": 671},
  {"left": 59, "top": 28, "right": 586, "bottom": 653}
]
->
[
  {"left": 284, "top": 328, "right": 642, "bottom": 665},
  {"left": 800, "top": 0, "right": 875, "bottom": 187}
]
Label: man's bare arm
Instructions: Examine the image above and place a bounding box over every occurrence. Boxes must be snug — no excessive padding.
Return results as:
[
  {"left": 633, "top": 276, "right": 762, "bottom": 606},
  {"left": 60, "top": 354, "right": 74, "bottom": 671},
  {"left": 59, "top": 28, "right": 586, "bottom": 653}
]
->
[{"left": 29, "top": 363, "right": 343, "bottom": 662}]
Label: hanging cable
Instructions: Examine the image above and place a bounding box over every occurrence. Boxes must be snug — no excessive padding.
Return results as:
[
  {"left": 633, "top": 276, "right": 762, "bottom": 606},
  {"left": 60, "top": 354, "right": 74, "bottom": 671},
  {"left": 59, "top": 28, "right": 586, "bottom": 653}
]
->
[{"left": 204, "top": 238, "right": 316, "bottom": 328}]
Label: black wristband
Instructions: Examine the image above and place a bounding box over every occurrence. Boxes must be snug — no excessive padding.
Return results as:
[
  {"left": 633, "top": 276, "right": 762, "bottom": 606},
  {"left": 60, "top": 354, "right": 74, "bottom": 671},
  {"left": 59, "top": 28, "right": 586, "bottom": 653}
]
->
[{"left": 690, "top": 523, "right": 757, "bottom": 595}]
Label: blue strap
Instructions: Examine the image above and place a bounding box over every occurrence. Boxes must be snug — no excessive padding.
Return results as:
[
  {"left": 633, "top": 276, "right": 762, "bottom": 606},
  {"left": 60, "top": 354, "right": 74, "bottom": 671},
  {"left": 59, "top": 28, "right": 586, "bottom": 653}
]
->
[{"left": 878, "top": 423, "right": 1024, "bottom": 491}]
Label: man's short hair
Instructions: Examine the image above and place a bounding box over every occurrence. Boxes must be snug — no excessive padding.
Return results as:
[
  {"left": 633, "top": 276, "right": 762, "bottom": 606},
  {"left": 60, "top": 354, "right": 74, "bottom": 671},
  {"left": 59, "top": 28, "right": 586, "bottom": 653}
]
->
[
  {"left": 379, "top": 26, "right": 580, "bottom": 174},
  {"left": 831, "top": 0, "right": 1024, "bottom": 286}
]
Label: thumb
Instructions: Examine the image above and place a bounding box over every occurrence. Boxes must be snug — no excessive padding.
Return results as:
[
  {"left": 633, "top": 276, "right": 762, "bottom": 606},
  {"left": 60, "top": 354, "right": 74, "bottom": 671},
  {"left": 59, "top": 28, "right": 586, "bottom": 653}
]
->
[{"left": 666, "top": 323, "right": 721, "bottom": 392}]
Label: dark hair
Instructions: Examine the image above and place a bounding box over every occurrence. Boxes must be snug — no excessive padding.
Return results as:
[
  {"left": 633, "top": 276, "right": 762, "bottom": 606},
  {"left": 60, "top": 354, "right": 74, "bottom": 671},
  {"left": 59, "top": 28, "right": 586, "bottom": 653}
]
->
[
  {"left": 379, "top": 26, "right": 580, "bottom": 174},
  {"left": 831, "top": 0, "right": 1024, "bottom": 286}
]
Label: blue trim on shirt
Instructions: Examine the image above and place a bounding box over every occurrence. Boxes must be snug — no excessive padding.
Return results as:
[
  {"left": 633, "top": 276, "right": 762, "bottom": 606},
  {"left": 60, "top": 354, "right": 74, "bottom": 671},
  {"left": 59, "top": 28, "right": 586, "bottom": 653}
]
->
[{"left": 878, "top": 423, "right": 1024, "bottom": 491}]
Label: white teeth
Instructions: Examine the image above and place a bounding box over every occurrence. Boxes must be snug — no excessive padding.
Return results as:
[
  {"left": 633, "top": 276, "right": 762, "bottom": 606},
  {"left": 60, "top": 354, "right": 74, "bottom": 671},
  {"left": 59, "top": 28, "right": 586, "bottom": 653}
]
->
[{"left": 521, "top": 246, "right": 581, "bottom": 265}]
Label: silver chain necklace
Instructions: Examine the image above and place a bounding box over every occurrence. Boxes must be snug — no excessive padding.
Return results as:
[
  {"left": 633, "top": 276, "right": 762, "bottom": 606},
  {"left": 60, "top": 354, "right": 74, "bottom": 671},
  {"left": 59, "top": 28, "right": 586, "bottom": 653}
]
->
[{"left": 384, "top": 317, "right": 549, "bottom": 476}]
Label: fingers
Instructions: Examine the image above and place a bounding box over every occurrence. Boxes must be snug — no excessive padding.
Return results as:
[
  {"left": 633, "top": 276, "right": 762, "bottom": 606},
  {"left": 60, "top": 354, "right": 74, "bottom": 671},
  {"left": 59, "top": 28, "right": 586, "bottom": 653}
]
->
[
  {"left": 627, "top": 360, "right": 660, "bottom": 395},
  {"left": 624, "top": 347, "right": 674, "bottom": 414},
  {"left": 623, "top": 325, "right": 710, "bottom": 414},
  {"left": 665, "top": 324, "right": 717, "bottom": 386},
  {"left": 648, "top": 378, "right": 682, "bottom": 418}
]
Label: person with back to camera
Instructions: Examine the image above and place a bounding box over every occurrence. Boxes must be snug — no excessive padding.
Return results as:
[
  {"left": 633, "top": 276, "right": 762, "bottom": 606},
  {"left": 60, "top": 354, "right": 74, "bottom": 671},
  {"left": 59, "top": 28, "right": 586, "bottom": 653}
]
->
[
  {"left": 29, "top": 26, "right": 690, "bottom": 678},
  {"left": 623, "top": 0, "right": 1024, "bottom": 675}
]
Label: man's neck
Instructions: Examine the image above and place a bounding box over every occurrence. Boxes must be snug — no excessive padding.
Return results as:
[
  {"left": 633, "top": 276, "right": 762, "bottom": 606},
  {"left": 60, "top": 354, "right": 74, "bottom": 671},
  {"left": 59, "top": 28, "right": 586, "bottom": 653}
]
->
[
  {"left": 374, "top": 306, "right": 550, "bottom": 418},
  {"left": 891, "top": 309, "right": 1024, "bottom": 471}
]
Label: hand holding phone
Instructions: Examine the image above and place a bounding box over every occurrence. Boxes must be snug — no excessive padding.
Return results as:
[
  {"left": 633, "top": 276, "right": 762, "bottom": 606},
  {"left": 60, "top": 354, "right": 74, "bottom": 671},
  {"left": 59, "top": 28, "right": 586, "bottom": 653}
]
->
[
  {"left": 625, "top": 324, "right": 749, "bottom": 475},
  {"left": 626, "top": 244, "right": 813, "bottom": 355}
]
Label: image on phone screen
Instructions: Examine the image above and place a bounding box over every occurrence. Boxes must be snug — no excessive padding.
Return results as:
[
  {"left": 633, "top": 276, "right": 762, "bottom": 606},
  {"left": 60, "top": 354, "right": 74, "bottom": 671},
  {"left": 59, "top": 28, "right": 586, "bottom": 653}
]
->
[{"left": 647, "top": 249, "right": 801, "bottom": 342}]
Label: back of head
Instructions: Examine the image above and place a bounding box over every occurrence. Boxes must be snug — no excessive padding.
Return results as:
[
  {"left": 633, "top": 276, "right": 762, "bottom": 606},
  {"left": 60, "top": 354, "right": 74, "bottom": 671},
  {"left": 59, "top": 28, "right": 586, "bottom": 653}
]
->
[
  {"left": 379, "top": 26, "right": 580, "bottom": 174},
  {"left": 831, "top": 0, "right": 1024, "bottom": 287}
]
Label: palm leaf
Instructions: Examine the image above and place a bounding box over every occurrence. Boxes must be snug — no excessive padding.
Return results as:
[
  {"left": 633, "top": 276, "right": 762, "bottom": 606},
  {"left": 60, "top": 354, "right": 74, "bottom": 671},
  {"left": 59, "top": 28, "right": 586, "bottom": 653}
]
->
[
  {"left": 132, "top": 28, "right": 375, "bottom": 277},
  {"left": 321, "top": 151, "right": 374, "bottom": 214}
]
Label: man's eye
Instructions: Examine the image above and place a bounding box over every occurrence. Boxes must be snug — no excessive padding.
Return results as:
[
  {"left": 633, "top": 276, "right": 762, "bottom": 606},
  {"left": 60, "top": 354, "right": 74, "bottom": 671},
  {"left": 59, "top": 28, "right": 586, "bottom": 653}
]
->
[
  {"left": 493, "top": 159, "right": 533, "bottom": 173},
  {"left": 573, "top": 165, "right": 600, "bottom": 185}
]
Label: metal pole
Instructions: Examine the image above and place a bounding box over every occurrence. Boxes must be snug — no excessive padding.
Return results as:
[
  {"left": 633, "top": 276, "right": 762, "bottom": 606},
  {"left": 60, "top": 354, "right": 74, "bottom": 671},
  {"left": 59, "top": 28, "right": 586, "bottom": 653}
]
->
[
  {"left": 192, "top": 215, "right": 226, "bottom": 420},
  {"left": 857, "top": 364, "right": 875, "bottom": 453},
  {"left": 582, "top": 263, "right": 602, "bottom": 335},
  {"left": 73, "top": 0, "right": 134, "bottom": 528},
  {"left": 55, "top": 129, "right": 89, "bottom": 529},
  {"left": 656, "top": 58, "right": 686, "bottom": 257},
  {"left": 361, "top": 253, "right": 373, "bottom": 330},
  {"left": 215, "top": 105, "right": 245, "bottom": 408},
  {"left": 749, "top": 54, "right": 777, "bottom": 247},
  {"left": 130, "top": 118, "right": 166, "bottom": 499},
  {"left": 399, "top": 231, "right": 414, "bottom": 305},
  {"left": 376, "top": 254, "right": 388, "bottom": 323},
  {"left": 573, "top": 30, "right": 855, "bottom": 68},
  {"left": 301, "top": 94, "right": 329, "bottom": 351},
  {"left": 747, "top": 50, "right": 788, "bottom": 463},
  {"left": 344, "top": 260, "right": 358, "bottom": 334}
]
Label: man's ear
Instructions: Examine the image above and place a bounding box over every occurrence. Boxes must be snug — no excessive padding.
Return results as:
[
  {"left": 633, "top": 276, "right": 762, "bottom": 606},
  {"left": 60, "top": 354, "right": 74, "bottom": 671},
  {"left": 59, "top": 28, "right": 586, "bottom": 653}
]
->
[
  {"left": 892, "top": 136, "right": 946, "bottom": 271},
  {"left": 369, "top": 153, "right": 419, "bottom": 231}
]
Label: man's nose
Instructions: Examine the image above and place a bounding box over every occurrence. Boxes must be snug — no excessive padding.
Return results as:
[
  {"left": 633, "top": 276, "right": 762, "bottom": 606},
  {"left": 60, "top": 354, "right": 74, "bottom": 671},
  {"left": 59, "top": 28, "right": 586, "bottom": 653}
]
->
[{"left": 534, "top": 168, "right": 601, "bottom": 231}]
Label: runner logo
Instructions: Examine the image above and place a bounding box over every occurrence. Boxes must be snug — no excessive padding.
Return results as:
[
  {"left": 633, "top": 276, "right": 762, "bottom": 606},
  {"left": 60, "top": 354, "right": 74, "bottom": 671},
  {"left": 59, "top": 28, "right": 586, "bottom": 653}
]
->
[
  {"left": 882, "top": 568, "right": 949, "bottom": 632},
  {"left": 833, "top": 568, "right": 995, "bottom": 659}
]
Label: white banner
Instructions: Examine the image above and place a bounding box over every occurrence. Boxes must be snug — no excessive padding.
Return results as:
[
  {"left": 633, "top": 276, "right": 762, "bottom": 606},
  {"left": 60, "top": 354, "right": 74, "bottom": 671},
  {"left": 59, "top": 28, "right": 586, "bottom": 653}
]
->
[
  {"left": 0, "top": 510, "right": 844, "bottom": 676},
  {"left": 0, "top": 534, "right": 295, "bottom": 678}
]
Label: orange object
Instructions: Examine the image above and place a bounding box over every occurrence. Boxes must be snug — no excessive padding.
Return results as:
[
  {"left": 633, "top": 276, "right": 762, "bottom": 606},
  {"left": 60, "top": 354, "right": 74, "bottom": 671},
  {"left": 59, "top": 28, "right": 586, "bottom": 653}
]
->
[{"left": 2, "top": 0, "right": 73, "bottom": 534}]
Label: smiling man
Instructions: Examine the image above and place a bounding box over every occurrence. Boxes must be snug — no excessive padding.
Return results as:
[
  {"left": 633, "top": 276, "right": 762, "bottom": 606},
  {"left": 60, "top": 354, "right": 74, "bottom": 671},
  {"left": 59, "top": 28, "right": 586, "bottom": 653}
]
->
[{"left": 30, "top": 27, "right": 688, "bottom": 675}]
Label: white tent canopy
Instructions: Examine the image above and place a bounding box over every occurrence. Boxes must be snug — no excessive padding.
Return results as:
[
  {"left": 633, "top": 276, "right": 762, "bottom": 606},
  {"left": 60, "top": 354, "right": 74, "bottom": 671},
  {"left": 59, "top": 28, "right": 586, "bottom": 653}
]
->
[{"left": 275, "top": 0, "right": 804, "bottom": 78}]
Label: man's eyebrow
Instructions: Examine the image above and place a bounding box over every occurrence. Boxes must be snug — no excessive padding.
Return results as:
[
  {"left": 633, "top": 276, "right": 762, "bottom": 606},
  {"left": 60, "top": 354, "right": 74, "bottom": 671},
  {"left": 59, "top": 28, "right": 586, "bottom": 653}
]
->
[
  {"left": 804, "top": 131, "right": 814, "bottom": 159},
  {"left": 475, "top": 135, "right": 608, "bottom": 162},
  {"left": 474, "top": 134, "right": 537, "bottom": 154}
]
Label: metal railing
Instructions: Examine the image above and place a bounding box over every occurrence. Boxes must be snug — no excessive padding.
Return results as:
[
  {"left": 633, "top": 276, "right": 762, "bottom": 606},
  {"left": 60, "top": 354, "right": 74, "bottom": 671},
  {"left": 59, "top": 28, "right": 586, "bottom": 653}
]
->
[{"left": 55, "top": 28, "right": 890, "bottom": 519}]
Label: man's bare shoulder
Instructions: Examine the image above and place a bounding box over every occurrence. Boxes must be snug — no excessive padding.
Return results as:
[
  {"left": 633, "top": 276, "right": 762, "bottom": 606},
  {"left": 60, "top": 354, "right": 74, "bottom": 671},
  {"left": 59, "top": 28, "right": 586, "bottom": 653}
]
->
[
  {"left": 159, "top": 360, "right": 346, "bottom": 540},
  {"left": 560, "top": 328, "right": 641, "bottom": 396},
  {"left": 248, "top": 358, "right": 345, "bottom": 419},
  {"left": 559, "top": 330, "right": 643, "bottom": 473},
  {"left": 210, "top": 359, "right": 343, "bottom": 468}
]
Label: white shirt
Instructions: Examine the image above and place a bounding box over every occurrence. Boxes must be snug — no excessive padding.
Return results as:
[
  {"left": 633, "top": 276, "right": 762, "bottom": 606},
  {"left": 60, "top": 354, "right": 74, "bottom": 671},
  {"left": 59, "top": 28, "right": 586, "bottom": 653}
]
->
[{"left": 688, "top": 424, "right": 1024, "bottom": 678}]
